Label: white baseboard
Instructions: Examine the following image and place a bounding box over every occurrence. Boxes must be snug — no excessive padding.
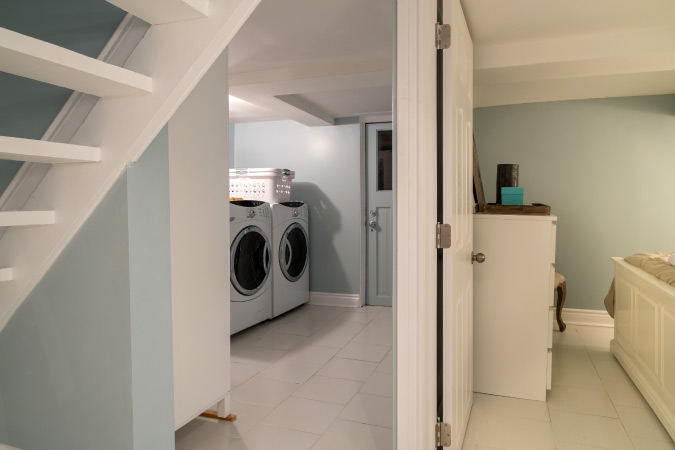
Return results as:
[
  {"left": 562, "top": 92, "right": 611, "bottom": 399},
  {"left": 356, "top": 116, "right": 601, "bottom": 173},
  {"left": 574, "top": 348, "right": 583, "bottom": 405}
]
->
[
  {"left": 309, "top": 292, "right": 361, "bottom": 308},
  {"left": 555, "top": 308, "right": 614, "bottom": 328}
]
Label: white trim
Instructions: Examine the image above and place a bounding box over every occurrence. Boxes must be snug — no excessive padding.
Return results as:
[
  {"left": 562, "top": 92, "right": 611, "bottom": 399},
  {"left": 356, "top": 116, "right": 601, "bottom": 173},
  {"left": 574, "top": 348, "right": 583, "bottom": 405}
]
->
[
  {"left": 309, "top": 292, "right": 360, "bottom": 308},
  {"left": 359, "top": 114, "right": 393, "bottom": 309},
  {"left": 395, "top": 0, "right": 438, "bottom": 448},
  {"left": 556, "top": 308, "right": 615, "bottom": 328}
]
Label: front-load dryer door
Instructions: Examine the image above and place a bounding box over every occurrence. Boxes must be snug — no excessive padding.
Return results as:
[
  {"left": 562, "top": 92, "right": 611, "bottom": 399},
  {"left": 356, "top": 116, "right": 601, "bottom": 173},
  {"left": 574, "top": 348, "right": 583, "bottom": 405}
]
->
[
  {"left": 279, "top": 223, "right": 308, "bottom": 282},
  {"left": 231, "top": 225, "right": 271, "bottom": 297}
]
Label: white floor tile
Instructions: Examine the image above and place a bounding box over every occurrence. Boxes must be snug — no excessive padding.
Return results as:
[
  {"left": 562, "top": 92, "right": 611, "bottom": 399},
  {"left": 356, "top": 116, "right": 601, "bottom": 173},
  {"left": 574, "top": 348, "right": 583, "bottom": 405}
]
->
[
  {"left": 261, "top": 396, "right": 343, "bottom": 434},
  {"left": 317, "top": 358, "right": 378, "bottom": 382},
  {"left": 549, "top": 409, "right": 634, "bottom": 450},
  {"left": 616, "top": 405, "right": 673, "bottom": 442},
  {"left": 375, "top": 350, "right": 393, "bottom": 374},
  {"left": 351, "top": 321, "right": 393, "bottom": 346},
  {"left": 231, "top": 375, "right": 299, "bottom": 407},
  {"left": 274, "top": 314, "right": 333, "bottom": 336},
  {"left": 547, "top": 385, "right": 617, "bottom": 418},
  {"left": 475, "top": 410, "right": 556, "bottom": 450},
  {"left": 339, "top": 393, "right": 393, "bottom": 428},
  {"left": 603, "top": 378, "right": 650, "bottom": 409},
  {"left": 198, "top": 401, "right": 273, "bottom": 438},
  {"left": 232, "top": 423, "right": 318, "bottom": 450},
  {"left": 230, "top": 345, "right": 287, "bottom": 367},
  {"left": 632, "top": 436, "right": 675, "bottom": 450},
  {"left": 286, "top": 344, "right": 340, "bottom": 364},
  {"left": 360, "top": 371, "right": 393, "bottom": 398},
  {"left": 554, "top": 442, "right": 610, "bottom": 450},
  {"left": 253, "top": 332, "right": 307, "bottom": 350},
  {"left": 311, "top": 419, "right": 393, "bottom": 450},
  {"left": 231, "top": 362, "right": 263, "bottom": 387},
  {"left": 308, "top": 322, "right": 366, "bottom": 348},
  {"left": 337, "top": 342, "right": 391, "bottom": 363},
  {"left": 293, "top": 375, "right": 363, "bottom": 404},
  {"left": 258, "top": 355, "right": 328, "bottom": 384},
  {"left": 474, "top": 393, "right": 550, "bottom": 422},
  {"left": 176, "top": 429, "right": 240, "bottom": 450}
]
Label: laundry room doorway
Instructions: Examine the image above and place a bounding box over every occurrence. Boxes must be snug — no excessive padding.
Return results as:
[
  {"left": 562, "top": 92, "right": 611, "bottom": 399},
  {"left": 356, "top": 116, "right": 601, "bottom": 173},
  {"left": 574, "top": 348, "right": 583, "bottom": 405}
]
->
[{"left": 363, "top": 120, "right": 393, "bottom": 307}]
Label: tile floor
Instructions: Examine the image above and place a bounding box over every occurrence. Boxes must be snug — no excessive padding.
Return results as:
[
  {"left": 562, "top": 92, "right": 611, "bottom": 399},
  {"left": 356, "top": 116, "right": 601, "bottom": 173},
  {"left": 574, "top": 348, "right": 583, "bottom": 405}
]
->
[
  {"left": 175, "top": 304, "right": 393, "bottom": 450},
  {"left": 462, "top": 324, "right": 675, "bottom": 450}
]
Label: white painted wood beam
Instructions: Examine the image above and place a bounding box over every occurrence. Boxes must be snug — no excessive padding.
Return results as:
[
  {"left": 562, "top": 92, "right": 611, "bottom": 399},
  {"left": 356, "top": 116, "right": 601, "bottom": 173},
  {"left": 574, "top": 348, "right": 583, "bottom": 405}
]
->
[
  {"left": 0, "top": 211, "right": 55, "bottom": 227},
  {"left": 474, "top": 26, "right": 675, "bottom": 107},
  {"left": 229, "top": 56, "right": 392, "bottom": 126},
  {"left": 0, "top": 27, "right": 152, "bottom": 97},
  {"left": 274, "top": 95, "right": 334, "bottom": 126},
  {"left": 106, "top": 0, "right": 209, "bottom": 25},
  {"left": 0, "top": 137, "right": 101, "bottom": 163},
  {"left": 0, "top": 268, "right": 12, "bottom": 283}
]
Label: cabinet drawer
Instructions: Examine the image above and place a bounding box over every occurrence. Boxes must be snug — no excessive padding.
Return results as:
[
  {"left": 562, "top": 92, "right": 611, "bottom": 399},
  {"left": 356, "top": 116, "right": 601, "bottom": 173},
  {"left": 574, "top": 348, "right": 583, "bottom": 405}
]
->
[
  {"left": 547, "top": 349, "right": 553, "bottom": 390},
  {"left": 549, "top": 265, "right": 555, "bottom": 307},
  {"left": 550, "top": 224, "right": 557, "bottom": 264},
  {"left": 548, "top": 308, "right": 554, "bottom": 349}
]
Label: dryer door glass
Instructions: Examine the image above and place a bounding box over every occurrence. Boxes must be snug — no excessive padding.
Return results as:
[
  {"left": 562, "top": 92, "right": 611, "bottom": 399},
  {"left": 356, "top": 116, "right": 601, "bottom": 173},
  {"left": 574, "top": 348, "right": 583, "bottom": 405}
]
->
[
  {"left": 231, "top": 225, "right": 270, "bottom": 296},
  {"left": 280, "top": 223, "right": 308, "bottom": 282}
]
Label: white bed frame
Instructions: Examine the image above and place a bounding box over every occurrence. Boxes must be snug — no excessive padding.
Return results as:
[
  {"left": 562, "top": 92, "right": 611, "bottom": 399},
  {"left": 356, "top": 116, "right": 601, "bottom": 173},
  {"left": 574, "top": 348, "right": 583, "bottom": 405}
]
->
[{"left": 611, "top": 257, "right": 675, "bottom": 440}]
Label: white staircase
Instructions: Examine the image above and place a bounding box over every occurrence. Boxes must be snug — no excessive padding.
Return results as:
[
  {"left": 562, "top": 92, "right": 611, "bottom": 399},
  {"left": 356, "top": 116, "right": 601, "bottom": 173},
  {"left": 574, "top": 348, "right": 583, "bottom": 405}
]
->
[{"left": 0, "top": 0, "right": 260, "bottom": 329}]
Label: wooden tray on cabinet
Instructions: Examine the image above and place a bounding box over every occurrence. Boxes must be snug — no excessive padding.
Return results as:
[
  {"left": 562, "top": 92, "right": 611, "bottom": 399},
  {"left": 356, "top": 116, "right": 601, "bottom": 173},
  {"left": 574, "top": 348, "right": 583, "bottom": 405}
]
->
[{"left": 483, "top": 203, "right": 551, "bottom": 216}]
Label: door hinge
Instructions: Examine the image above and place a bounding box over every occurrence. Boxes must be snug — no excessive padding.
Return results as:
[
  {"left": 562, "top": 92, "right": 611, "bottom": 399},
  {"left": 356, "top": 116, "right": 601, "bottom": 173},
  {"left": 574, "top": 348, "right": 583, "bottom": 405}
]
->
[
  {"left": 435, "top": 23, "right": 451, "bottom": 50},
  {"left": 436, "top": 223, "right": 451, "bottom": 249},
  {"left": 435, "top": 421, "right": 452, "bottom": 447}
]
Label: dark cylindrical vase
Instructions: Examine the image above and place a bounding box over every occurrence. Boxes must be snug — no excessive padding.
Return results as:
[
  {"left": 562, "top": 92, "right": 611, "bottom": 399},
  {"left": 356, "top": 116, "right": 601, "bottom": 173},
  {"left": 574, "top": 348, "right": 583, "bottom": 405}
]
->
[{"left": 496, "top": 164, "right": 519, "bottom": 204}]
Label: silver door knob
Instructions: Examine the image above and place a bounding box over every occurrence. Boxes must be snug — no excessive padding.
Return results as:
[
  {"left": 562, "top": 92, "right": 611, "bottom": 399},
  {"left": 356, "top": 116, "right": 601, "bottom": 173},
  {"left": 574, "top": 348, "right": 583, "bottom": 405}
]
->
[
  {"left": 472, "top": 252, "right": 486, "bottom": 264},
  {"left": 368, "top": 220, "right": 377, "bottom": 229},
  {"left": 370, "top": 210, "right": 377, "bottom": 217}
]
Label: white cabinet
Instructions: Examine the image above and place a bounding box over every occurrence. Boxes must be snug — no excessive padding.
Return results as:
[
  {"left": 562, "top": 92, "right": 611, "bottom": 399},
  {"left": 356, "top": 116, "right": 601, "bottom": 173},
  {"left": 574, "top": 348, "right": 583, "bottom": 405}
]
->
[{"left": 473, "top": 214, "right": 557, "bottom": 401}]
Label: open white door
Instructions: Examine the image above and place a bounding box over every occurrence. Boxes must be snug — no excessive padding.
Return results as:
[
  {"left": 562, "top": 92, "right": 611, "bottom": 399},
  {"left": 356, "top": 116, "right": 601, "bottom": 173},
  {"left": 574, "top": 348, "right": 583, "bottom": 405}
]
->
[{"left": 441, "top": 0, "right": 474, "bottom": 448}]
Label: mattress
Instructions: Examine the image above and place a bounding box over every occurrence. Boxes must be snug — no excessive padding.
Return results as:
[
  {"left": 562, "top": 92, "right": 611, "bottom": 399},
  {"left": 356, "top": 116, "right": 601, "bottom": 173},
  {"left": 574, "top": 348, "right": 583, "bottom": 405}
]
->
[{"left": 625, "top": 252, "right": 675, "bottom": 288}]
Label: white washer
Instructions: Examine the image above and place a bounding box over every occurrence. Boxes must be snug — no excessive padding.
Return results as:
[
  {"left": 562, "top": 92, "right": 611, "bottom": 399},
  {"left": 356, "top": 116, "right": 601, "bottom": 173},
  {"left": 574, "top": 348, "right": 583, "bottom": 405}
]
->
[
  {"left": 272, "top": 201, "right": 309, "bottom": 317},
  {"left": 230, "top": 200, "right": 273, "bottom": 334}
]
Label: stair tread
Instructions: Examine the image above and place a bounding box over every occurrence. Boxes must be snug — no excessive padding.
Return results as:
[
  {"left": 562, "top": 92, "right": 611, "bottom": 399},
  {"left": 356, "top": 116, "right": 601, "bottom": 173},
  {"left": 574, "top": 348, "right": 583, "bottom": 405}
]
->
[
  {"left": 0, "top": 268, "right": 12, "bottom": 283},
  {"left": 0, "top": 136, "right": 101, "bottom": 163},
  {"left": 106, "top": 0, "right": 208, "bottom": 25},
  {"left": 0, "top": 211, "right": 56, "bottom": 227},
  {"left": 0, "top": 27, "right": 152, "bottom": 97}
]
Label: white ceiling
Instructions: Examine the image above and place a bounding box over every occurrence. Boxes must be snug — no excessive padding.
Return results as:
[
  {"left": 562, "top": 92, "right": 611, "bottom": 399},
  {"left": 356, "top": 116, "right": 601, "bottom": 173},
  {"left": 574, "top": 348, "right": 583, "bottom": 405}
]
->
[
  {"left": 463, "top": 0, "right": 675, "bottom": 44},
  {"left": 229, "top": 0, "right": 675, "bottom": 123}
]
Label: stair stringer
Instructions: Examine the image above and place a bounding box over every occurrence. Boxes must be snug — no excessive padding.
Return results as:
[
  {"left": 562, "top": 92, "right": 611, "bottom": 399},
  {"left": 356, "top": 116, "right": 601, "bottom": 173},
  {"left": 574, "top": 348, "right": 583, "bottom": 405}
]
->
[{"left": 0, "top": 0, "right": 260, "bottom": 330}]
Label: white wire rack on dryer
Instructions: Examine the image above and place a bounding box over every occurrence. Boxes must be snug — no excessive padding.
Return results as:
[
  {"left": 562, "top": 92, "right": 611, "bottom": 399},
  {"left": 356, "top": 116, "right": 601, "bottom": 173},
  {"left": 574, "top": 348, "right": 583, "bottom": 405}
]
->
[{"left": 229, "top": 168, "right": 295, "bottom": 204}]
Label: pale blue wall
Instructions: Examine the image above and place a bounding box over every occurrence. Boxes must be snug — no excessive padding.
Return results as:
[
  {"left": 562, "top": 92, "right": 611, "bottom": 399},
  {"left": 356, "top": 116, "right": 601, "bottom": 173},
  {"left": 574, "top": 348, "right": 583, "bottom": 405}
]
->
[
  {"left": 474, "top": 94, "right": 675, "bottom": 310},
  {"left": 234, "top": 119, "right": 362, "bottom": 294},
  {"left": 0, "top": 129, "right": 174, "bottom": 450},
  {"left": 0, "top": 0, "right": 127, "bottom": 194},
  {"left": 126, "top": 127, "right": 175, "bottom": 450}
]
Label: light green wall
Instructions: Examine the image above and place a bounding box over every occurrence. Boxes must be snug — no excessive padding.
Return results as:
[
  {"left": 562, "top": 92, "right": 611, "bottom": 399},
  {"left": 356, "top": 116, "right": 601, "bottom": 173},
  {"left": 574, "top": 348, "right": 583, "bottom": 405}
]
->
[
  {"left": 474, "top": 94, "right": 675, "bottom": 310},
  {"left": 0, "top": 128, "right": 174, "bottom": 450},
  {"left": 234, "top": 119, "right": 362, "bottom": 295}
]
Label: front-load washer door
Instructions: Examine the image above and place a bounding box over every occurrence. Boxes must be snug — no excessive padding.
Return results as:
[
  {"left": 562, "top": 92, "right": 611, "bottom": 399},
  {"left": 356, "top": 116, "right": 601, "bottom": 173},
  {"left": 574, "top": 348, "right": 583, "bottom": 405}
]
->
[
  {"left": 279, "top": 222, "right": 308, "bottom": 282},
  {"left": 231, "top": 225, "right": 271, "bottom": 297}
]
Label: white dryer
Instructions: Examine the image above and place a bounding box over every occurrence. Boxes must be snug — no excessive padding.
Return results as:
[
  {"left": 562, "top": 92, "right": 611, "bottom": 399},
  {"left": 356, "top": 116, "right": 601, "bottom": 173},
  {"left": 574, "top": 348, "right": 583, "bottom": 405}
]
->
[
  {"left": 272, "top": 201, "right": 309, "bottom": 317},
  {"left": 230, "top": 200, "right": 273, "bottom": 334}
]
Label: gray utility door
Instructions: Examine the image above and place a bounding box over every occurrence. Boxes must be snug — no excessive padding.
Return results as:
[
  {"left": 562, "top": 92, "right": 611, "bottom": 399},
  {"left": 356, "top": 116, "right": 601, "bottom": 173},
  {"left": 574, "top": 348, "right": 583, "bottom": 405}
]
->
[{"left": 366, "top": 122, "right": 393, "bottom": 306}]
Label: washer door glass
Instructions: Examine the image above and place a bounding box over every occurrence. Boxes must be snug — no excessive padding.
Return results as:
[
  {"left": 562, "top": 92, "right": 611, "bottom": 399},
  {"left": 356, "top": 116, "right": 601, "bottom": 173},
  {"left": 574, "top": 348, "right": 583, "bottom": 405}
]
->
[
  {"left": 231, "top": 225, "right": 270, "bottom": 296},
  {"left": 279, "top": 223, "right": 308, "bottom": 282}
]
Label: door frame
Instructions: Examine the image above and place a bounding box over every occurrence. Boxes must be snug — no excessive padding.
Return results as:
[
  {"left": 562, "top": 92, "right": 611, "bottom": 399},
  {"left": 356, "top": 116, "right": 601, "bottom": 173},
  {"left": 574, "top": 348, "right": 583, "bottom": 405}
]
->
[
  {"left": 359, "top": 114, "right": 393, "bottom": 307},
  {"left": 395, "top": 0, "right": 439, "bottom": 448}
]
